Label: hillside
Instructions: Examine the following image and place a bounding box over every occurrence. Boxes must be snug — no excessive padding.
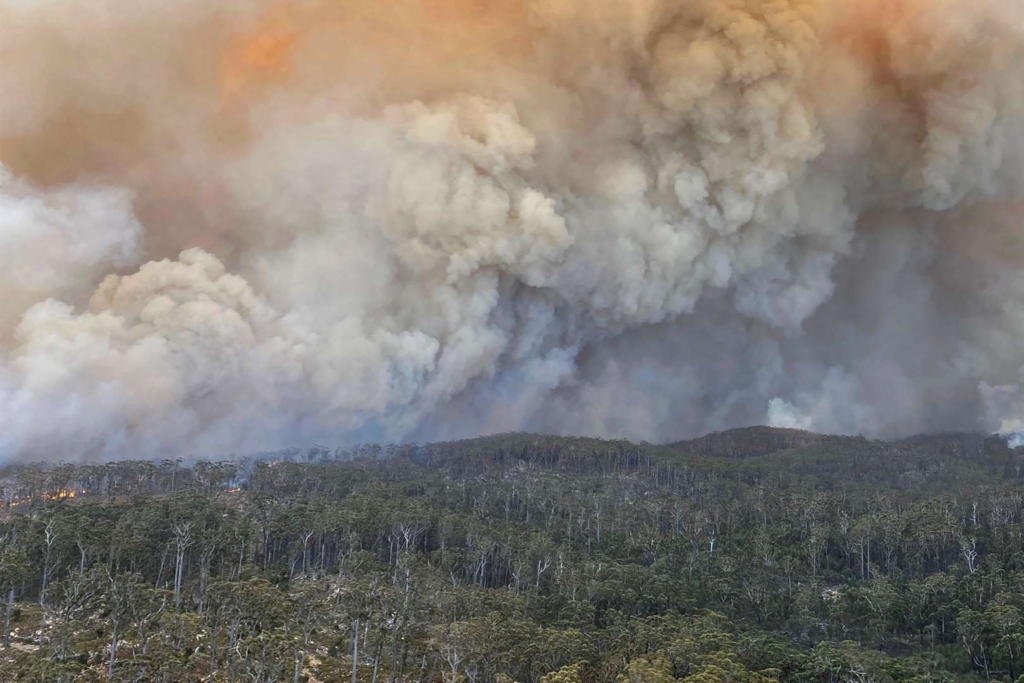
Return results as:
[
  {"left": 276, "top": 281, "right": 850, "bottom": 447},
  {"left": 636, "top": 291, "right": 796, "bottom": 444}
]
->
[
  {"left": 2, "top": 428, "right": 1024, "bottom": 682},
  {"left": 667, "top": 426, "right": 861, "bottom": 459}
]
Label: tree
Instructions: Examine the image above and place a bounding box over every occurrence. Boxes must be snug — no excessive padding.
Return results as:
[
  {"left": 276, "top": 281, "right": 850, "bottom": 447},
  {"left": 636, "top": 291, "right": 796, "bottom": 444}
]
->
[
  {"left": 541, "top": 662, "right": 585, "bottom": 683},
  {"left": 619, "top": 656, "right": 675, "bottom": 683},
  {"left": 172, "top": 521, "right": 194, "bottom": 612},
  {"left": 0, "top": 538, "right": 29, "bottom": 649},
  {"left": 105, "top": 571, "right": 145, "bottom": 679}
]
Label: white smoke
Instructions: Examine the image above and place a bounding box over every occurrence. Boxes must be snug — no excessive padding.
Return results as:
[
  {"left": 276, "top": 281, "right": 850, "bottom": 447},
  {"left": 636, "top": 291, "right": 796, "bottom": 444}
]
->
[
  {"left": 0, "top": 166, "right": 141, "bottom": 338},
  {"left": 2, "top": 0, "right": 1024, "bottom": 459}
]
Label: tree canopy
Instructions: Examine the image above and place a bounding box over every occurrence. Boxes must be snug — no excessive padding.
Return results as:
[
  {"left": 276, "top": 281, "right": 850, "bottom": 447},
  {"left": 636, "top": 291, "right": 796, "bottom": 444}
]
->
[{"left": 2, "top": 428, "right": 1023, "bottom": 682}]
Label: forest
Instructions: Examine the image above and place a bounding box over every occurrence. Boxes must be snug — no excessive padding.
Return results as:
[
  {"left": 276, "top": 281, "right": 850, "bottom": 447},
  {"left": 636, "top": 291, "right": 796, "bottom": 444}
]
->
[{"left": 2, "top": 427, "right": 1024, "bottom": 682}]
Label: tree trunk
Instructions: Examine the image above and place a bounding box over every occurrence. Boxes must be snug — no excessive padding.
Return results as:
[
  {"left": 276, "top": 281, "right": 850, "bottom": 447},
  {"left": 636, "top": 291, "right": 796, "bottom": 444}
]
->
[
  {"left": 208, "top": 619, "right": 219, "bottom": 675},
  {"left": 3, "top": 586, "right": 13, "bottom": 649},
  {"left": 174, "top": 548, "right": 185, "bottom": 611},
  {"left": 351, "top": 617, "right": 360, "bottom": 683},
  {"left": 293, "top": 648, "right": 304, "bottom": 683},
  {"left": 39, "top": 565, "right": 48, "bottom": 607},
  {"left": 294, "top": 627, "right": 312, "bottom": 683},
  {"left": 108, "top": 622, "right": 119, "bottom": 680},
  {"left": 388, "top": 630, "right": 403, "bottom": 683},
  {"left": 422, "top": 655, "right": 437, "bottom": 683},
  {"left": 198, "top": 551, "right": 212, "bottom": 615},
  {"left": 371, "top": 630, "right": 385, "bottom": 683}
]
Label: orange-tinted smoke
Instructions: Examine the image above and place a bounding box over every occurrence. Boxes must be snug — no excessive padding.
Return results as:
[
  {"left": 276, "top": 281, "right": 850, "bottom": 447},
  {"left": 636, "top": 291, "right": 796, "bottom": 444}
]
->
[
  {"left": 220, "top": 5, "right": 298, "bottom": 107},
  {"left": 216, "top": 0, "right": 537, "bottom": 112},
  {"left": 831, "top": 0, "right": 929, "bottom": 74}
]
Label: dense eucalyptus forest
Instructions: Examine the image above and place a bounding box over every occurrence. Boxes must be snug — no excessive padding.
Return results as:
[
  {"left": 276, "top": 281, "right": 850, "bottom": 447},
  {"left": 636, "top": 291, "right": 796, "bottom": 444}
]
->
[{"left": 2, "top": 427, "right": 1024, "bottom": 682}]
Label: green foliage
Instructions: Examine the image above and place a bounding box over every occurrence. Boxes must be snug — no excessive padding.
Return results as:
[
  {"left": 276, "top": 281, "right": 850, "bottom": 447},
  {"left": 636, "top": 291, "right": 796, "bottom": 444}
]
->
[
  {"left": 541, "top": 662, "right": 585, "bottom": 683},
  {"left": 0, "top": 428, "right": 1022, "bottom": 681}
]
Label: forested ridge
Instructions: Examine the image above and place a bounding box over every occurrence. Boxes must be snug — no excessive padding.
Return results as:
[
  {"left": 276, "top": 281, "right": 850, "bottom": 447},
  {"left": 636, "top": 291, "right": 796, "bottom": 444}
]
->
[{"left": 2, "top": 428, "right": 1024, "bottom": 682}]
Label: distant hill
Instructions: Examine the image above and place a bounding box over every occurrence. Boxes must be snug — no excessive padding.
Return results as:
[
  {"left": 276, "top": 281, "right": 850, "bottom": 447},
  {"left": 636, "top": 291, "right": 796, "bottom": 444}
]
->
[
  {"left": 195, "top": 426, "right": 1024, "bottom": 501},
  {"left": 377, "top": 427, "right": 1022, "bottom": 498},
  {"left": 665, "top": 426, "right": 866, "bottom": 459}
]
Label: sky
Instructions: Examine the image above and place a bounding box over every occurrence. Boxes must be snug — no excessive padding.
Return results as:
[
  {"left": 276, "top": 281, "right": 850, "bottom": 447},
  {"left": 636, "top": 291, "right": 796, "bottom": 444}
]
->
[{"left": 2, "top": 0, "right": 1024, "bottom": 460}]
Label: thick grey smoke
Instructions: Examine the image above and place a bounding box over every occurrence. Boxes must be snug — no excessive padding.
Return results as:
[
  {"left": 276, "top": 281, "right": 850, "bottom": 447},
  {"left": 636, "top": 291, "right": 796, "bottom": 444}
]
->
[{"left": 2, "top": 0, "right": 1024, "bottom": 460}]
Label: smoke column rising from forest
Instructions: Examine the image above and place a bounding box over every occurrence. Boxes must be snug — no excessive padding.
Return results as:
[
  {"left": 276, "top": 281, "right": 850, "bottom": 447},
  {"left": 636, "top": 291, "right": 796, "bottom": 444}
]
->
[{"left": 2, "top": 0, "right": 1024, "bottom": 460}]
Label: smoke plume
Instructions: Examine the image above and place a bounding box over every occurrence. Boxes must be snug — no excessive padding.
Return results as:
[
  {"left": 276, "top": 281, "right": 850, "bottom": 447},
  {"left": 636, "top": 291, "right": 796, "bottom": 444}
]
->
[{"left": 2, "top": 0, "right": 1024, "bottom": 460}]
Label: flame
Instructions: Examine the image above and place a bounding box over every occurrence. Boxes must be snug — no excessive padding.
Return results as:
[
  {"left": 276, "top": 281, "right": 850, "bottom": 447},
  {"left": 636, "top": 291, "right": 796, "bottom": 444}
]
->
[{"left": 43, "top": 489, "right": 81, "bottom": 500}]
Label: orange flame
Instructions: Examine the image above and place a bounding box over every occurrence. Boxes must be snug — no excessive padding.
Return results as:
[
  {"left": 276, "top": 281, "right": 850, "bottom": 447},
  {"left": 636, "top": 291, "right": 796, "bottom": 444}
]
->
[{"left": 41, "top": 489, "right": 82, "bottom": 500}]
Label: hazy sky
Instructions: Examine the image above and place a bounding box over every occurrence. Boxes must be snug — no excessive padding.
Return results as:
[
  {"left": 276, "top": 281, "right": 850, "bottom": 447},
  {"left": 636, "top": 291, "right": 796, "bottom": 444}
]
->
[{"left": 2, "top": 0, "right": 1024, "bottom": 460}]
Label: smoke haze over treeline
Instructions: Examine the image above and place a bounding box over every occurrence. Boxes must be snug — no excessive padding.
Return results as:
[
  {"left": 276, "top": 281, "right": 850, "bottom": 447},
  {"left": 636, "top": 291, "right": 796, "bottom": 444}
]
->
[{"left": 2, "top": 0, "right": 1024, "bottom": 460}]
